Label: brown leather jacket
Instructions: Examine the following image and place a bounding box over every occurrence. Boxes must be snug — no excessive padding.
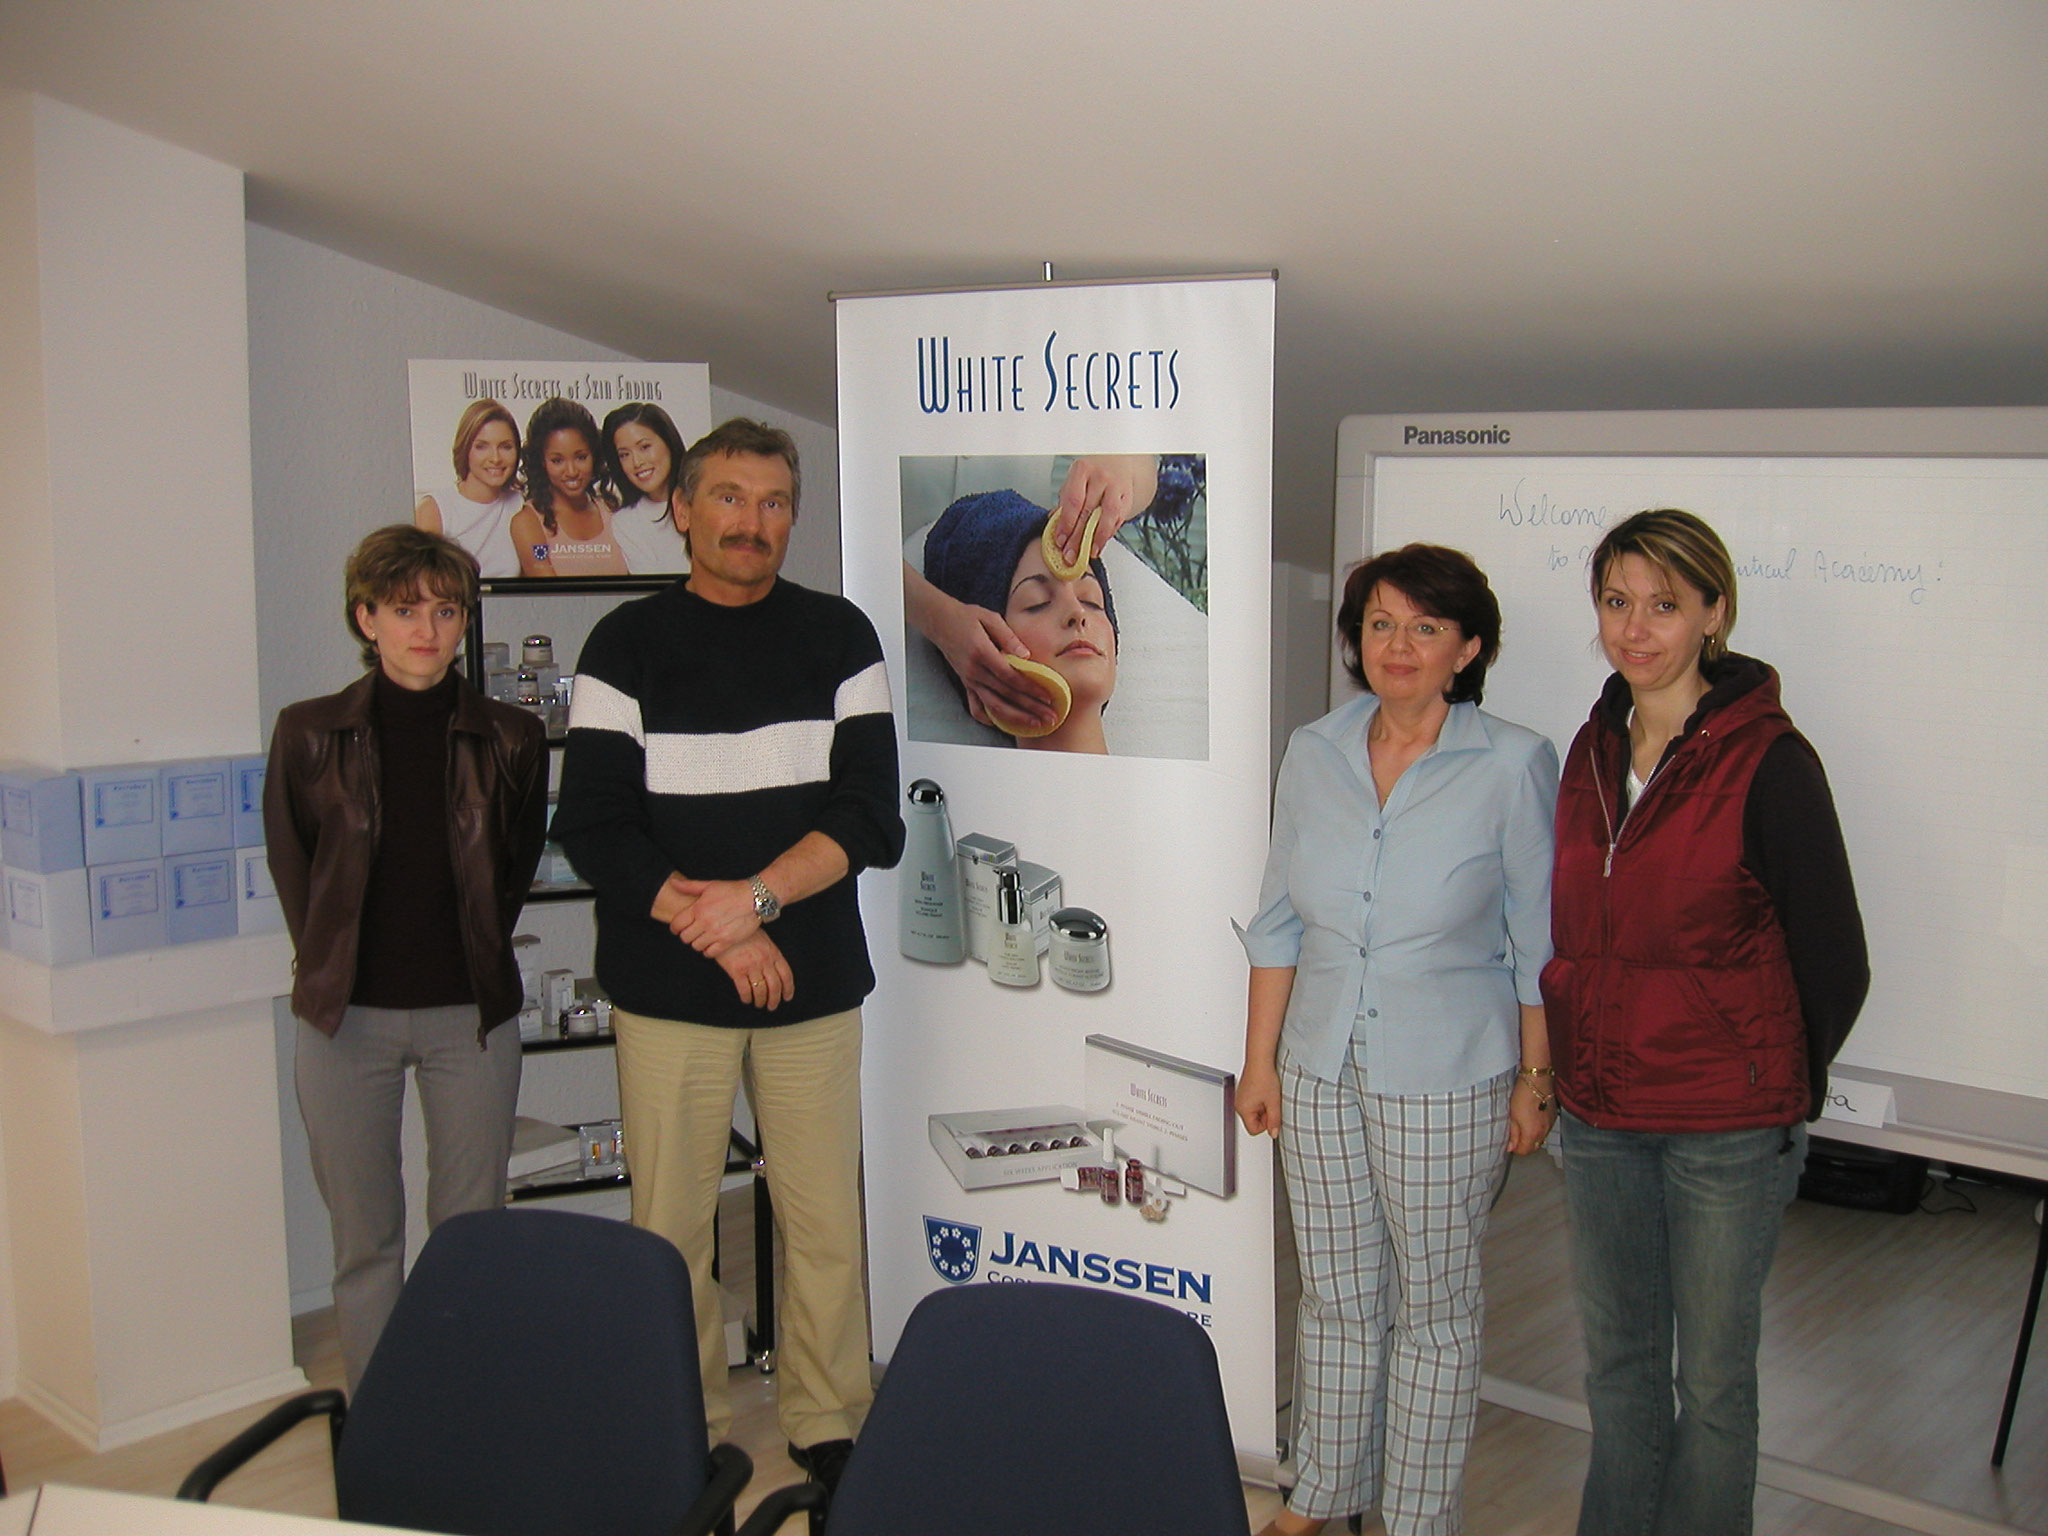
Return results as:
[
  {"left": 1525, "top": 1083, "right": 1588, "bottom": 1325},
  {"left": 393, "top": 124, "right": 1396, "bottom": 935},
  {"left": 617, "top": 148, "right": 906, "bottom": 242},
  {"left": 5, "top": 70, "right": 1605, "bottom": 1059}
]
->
[{"left": 263, "top": 670, "right": 549, "bottom": 1038}]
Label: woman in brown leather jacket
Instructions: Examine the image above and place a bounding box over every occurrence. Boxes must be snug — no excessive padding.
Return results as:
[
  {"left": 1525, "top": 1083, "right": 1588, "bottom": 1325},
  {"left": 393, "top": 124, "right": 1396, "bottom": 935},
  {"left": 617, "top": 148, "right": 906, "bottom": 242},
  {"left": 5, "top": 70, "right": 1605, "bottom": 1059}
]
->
[{"left": 265, "top": 525, "right": 547, "bottom": 1390}]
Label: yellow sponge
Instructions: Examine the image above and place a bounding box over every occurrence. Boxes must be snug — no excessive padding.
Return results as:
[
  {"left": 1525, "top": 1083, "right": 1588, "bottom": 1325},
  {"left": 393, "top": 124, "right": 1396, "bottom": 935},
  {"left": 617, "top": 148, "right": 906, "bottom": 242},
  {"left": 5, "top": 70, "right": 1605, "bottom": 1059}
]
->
[
  {"left": 1040, "top": 507, "right": 1102, "bottom": 582},
  {"left": 987, "top": 656, "right": 1072, "bottom": 737}
]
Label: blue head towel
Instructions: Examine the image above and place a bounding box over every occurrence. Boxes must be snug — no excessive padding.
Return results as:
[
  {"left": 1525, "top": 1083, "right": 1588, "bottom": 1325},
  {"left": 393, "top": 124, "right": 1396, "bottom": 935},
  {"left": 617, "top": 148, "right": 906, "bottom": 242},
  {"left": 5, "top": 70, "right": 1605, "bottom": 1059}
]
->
[{"left": 923, "top": 488, "right": 1117, "bottom": 637}]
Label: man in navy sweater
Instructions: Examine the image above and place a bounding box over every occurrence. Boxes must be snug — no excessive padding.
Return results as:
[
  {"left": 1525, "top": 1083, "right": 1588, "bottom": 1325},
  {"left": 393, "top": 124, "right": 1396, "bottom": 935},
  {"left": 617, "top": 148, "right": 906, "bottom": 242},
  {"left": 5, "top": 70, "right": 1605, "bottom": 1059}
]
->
[{"left": 552, "top": 418, "right": 904, "bottom": 1490}]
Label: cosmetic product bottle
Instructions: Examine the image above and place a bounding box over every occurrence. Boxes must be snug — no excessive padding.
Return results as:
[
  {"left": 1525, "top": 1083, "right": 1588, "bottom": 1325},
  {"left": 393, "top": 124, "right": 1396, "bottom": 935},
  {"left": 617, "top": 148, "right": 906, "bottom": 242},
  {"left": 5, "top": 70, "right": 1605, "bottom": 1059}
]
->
[
  {"left": 986, "top": 867, "right": 1041, "bottom": 987},
  {"left": 900, "top": 779, "right": 968, "bottom": 963},
  {"left": 956, "top": 833, "right": 1018, "bottom": 963},
  {"left": 1014, "top": 860, "right": 1062, "bottom": 955},
  {"left": 1049, "top": 907, "right": 1112, "bottom": 992},
  {"left": 520, "top": 635, "right": 560, "bottom": 701},
  {"left": 513, "top": 932, "right": 542, "bottom": 1004}
]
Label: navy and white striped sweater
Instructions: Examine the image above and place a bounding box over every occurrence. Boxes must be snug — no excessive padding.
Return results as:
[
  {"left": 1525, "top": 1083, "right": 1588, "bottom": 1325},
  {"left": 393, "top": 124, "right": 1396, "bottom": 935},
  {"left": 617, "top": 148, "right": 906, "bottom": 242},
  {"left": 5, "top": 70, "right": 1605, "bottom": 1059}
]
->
[{"left": 551, "top": 577, "right": 904, "bottom": 1028}]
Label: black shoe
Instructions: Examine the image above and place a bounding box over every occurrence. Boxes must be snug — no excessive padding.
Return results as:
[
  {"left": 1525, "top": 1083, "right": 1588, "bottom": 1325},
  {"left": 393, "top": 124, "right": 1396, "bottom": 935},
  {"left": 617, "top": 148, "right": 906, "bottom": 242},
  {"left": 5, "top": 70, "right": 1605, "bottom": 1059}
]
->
[{"left": 788, "top": 1437, "right": 854, "bottom": 1496}]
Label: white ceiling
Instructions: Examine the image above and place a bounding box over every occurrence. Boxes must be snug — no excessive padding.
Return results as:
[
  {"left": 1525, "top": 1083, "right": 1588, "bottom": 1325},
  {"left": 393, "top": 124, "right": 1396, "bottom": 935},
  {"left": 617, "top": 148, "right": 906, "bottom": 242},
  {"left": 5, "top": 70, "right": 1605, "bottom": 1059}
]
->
[{"left": 5, "top": 0, "right": 2046, "bottom": 563}]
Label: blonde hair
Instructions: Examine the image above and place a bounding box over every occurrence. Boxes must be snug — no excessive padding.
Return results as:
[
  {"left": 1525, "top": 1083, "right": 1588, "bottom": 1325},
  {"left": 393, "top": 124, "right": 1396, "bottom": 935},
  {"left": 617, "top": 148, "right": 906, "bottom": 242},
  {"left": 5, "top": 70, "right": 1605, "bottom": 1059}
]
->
[
  {"left": 1589, "top": 508, "right": 1736, "bottom": 664},
  {"left": 450, "top": 398, "right": 520, "bottom": 485}
]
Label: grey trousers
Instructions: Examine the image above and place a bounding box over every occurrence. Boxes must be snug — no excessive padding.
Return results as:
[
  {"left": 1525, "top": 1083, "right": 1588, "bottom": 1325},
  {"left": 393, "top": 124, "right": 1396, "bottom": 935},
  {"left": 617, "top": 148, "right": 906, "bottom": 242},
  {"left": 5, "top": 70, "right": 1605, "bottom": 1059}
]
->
[{"left": 296, "top": 1003, "right": 521, "bottom": 1392}]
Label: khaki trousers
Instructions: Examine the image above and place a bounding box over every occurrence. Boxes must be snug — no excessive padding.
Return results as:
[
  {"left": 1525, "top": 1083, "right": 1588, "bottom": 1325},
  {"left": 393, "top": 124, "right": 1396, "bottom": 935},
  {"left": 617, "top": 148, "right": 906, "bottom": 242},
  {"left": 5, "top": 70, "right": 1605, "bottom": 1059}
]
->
[{"left": 613, "top": 1005, "right": 870, "bottom": 1445}]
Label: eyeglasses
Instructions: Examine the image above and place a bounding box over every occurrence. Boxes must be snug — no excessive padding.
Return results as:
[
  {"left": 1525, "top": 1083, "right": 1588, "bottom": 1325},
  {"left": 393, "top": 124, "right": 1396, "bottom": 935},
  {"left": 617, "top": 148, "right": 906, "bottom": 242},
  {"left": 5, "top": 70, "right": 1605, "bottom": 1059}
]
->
[{"left": 1363, "top": 617, "right": 1461, "bottom": 644}]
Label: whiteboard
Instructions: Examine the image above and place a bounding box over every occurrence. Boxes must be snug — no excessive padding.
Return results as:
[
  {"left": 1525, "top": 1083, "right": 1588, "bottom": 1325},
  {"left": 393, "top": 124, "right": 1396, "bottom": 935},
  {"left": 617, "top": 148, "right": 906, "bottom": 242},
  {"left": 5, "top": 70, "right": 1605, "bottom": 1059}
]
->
[{"left": 1339, "top": 411, "right": 2048, "bottom": 1101}]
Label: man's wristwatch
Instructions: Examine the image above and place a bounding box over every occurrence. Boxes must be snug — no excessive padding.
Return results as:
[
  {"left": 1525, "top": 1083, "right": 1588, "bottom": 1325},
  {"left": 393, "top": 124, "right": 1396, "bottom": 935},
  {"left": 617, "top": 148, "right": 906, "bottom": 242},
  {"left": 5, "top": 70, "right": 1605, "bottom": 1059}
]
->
[{"left": 749, "top": 876, "right": 782, "bottom": 924}]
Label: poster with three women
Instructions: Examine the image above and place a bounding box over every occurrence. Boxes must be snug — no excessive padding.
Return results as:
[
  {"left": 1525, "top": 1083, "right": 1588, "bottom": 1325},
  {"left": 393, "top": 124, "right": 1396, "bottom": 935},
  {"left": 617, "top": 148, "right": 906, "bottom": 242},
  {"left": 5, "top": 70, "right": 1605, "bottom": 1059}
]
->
[
  {"left": 835, "top": 276, "right": 1278, "bottom": 1473},
  {"left": 407, "top": 361, "right": 712, "bottom": 581}
]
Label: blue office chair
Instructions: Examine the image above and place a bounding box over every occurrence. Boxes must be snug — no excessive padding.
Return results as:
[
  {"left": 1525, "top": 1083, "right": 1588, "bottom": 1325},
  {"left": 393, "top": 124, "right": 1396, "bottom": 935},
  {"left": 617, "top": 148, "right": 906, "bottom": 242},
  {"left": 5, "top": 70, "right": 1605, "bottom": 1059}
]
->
[
  {"left": 179, "top": 1208, "right": 751, "bottom": 1536},
  {"left": 740, "top": 1281, "right": 1246, "bottom": 1536}
]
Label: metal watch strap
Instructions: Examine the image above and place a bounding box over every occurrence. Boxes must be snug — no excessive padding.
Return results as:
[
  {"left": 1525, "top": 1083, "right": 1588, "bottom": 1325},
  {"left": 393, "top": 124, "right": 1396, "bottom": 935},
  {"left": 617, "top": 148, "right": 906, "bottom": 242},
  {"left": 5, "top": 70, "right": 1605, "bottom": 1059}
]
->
[{"left": 749, "top": 875, "right": 781, "bottom": 923}]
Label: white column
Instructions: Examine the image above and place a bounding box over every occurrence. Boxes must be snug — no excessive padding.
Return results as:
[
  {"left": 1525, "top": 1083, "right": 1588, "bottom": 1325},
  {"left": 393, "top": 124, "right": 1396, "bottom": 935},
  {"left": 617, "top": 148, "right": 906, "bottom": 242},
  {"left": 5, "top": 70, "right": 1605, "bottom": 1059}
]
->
[{"left": 0, "top": 92, "right": 302, "bottom": 1448}]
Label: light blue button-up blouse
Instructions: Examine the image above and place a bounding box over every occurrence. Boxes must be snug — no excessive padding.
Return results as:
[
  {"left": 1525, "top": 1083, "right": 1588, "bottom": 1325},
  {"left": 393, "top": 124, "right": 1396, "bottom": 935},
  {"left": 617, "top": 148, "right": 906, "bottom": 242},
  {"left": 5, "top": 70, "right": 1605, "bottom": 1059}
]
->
[{"left": 1236, "top": 694, "right": 1560, "bottom": 1091}]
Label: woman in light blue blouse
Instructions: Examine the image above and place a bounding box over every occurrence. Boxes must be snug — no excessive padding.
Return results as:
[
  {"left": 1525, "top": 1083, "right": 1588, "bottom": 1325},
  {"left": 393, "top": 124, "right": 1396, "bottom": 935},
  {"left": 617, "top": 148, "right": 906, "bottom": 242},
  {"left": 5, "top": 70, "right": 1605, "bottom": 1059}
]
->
[{"left": 1238, "top": 544, "right": 1559, "bottom": 1536}]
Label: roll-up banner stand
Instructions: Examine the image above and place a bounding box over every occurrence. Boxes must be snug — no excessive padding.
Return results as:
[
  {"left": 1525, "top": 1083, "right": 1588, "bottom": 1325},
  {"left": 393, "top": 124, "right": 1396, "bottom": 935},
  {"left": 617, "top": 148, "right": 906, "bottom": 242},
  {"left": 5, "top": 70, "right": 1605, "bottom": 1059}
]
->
[{"left": 836, "top": 274, "right": 1278, "bottom": 1476}]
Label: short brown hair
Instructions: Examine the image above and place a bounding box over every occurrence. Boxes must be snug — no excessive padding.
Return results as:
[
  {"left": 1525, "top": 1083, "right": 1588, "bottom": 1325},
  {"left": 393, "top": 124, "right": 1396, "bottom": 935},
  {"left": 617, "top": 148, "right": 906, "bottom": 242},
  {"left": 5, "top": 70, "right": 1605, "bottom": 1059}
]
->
[
  {"left": 344, "top": 525, "right": 479, "bottom": 668},
  {"left": 1336, "top": 543, "right": 1502, "bottom": 705},
  {"left": 449, "top": 397, "right": 521, "bottom": 483},
  {"left": 1589, "top": 509, "right": 1737, "bottom": 664},
  {"left": 677, "top": 418, "right": 801, "bottom": 515}
]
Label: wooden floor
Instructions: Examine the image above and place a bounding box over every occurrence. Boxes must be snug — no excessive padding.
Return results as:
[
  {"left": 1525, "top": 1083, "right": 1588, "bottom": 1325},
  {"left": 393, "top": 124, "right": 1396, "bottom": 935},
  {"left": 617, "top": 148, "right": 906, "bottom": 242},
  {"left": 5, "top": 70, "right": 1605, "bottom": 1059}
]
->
[{"left": 2, "top": 1156, "right": 2042, "bottom": 1532}]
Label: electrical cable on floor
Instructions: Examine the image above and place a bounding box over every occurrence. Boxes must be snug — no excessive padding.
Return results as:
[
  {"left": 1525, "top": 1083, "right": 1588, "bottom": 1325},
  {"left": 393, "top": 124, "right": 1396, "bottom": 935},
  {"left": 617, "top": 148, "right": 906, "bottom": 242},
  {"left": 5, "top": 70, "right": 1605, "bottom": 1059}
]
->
[{"left": 1918, "top": 1173, "right": 1978, "bottom": 1216}]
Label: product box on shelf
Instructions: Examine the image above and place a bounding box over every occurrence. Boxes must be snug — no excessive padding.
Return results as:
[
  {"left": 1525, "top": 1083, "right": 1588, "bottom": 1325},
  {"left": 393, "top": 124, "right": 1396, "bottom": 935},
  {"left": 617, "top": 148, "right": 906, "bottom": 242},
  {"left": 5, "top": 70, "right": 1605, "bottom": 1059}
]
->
[
  {"left": 165, "top": 849, "right": 238, "bottom": 944},
  {"left": 80, "top": 764, "right": 162, "bottom": 866},
  {"left": 231, "top": 755, "right": 267, "bottom": 848},
  {"left": 0, "top": 764, "right": 85, "bottom": 874},
  {"left": 235, "top": 847, "right": 283, "bottom": 935},
  {"left": 160, "top": 759, "right": 235, "bottom": 856},
  {"left": 576, "top": 1120, "right": 626, "bottom": 1178},
  {"left": 3, "top": 864, "right": 92, "bottom": 964},
  {"left": 89, "top": 858, "right": 167, "bottom": 956}
]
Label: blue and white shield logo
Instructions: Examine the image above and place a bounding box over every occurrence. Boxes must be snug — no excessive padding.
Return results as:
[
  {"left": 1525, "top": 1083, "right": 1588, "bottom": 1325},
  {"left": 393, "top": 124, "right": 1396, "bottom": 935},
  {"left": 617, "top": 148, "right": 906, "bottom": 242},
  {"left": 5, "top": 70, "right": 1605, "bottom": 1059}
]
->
[{"left": 925, "top": 1217, "right": 980, "bottom": 1284}]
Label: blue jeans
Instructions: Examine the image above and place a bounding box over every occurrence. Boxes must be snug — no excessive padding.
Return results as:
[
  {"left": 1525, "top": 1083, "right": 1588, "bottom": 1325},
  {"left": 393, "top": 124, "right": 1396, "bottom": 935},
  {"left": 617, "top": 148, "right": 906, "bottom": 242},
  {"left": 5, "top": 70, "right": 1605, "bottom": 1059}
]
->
[{"left": 1559, "top": 1113, "right": 1806, "bottom": 1536}]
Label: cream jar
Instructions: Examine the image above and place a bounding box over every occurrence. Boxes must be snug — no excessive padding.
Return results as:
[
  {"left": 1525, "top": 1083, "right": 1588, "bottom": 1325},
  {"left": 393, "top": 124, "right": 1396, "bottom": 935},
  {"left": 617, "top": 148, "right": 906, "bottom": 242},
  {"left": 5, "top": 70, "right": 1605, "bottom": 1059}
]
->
[{"left": 1048, "top": 907, "right": 1111, "bottom": 992}]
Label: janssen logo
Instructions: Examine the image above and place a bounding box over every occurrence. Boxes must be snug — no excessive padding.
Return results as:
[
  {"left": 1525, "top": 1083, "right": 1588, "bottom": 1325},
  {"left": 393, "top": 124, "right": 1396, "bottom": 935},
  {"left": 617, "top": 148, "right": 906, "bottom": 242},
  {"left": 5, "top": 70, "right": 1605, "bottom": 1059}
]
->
[{"left": 923, "top": 1215, "right": 1213, "bottom": 1308}]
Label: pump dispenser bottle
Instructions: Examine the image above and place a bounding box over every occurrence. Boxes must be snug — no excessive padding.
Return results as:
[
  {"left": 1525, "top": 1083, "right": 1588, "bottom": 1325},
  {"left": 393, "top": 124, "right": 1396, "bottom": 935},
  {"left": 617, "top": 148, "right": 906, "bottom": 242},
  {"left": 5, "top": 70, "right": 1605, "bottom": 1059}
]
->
[
  {"left": 899, "top": 779, "right": 968, "bottom": 963},
  {"left": 987, "top": 866, "right": 1041, "bottom": 986}
]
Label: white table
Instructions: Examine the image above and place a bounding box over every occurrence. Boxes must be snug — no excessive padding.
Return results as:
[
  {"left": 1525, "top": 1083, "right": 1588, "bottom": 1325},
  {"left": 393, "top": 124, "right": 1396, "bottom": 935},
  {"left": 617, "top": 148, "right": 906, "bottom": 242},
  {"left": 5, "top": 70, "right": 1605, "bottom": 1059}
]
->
[{"left": 0, "top": 1483, "right": 402, "bottom": 1533}]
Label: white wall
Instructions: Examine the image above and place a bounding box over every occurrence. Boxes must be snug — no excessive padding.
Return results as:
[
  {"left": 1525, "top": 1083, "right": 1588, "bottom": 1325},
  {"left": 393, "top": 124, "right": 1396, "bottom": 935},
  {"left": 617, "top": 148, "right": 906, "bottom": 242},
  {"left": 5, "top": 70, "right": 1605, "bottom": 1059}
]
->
[
  {"left": 28, "top": 99, "right": 260, "bottom": 765},
  {"left": 1269, "top": 560, "right": 1336, "bottom": 775},
  {"left": 242, "top": 222, "right": 840, "bottom": 1306},
  {"left": 0, "top": 93, "right": 298, "bottom": 1441}
]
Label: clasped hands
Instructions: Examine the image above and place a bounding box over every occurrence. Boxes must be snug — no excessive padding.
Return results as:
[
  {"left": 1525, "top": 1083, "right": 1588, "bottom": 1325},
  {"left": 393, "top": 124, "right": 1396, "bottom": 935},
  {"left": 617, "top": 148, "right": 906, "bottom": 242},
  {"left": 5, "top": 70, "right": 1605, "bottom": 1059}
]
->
[{"left": 652, "top": 872, "right": 792, "bottom": 1010}]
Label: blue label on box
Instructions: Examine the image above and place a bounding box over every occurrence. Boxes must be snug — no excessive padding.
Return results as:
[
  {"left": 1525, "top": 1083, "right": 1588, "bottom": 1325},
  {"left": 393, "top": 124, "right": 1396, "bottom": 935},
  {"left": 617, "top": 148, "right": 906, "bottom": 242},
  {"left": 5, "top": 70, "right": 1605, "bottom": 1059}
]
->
[
  {"left": 242, "top": 854, "right": 276, "bottom": 901},
  {"left": 7, "top": 874, "right": 44, "bottom": 930},
  {"left": 173, "top": 857, "right": 233, "bottom": 909},
  {"left": 99, "top": 867, "right": 160, "bottom": 919},
  {"left": 167, "top": 771, "right": 228, "bottom": 822},
  {"left": 2, "top": 786, "right": 33, "bottom": 835},
  {"left": 94, "top": 779, "right": 155, "bottom": 830}
]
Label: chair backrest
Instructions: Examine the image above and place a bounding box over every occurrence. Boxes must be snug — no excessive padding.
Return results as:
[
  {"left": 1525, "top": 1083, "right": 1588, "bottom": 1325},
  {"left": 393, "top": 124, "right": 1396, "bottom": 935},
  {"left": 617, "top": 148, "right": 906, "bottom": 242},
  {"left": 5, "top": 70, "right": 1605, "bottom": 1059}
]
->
[
  {"left": 334, "top": 1208, "right": 712, "bottom": 1536},
  {"left": 826, "top": 1283, "right": 1245, "bottom": 1536}
]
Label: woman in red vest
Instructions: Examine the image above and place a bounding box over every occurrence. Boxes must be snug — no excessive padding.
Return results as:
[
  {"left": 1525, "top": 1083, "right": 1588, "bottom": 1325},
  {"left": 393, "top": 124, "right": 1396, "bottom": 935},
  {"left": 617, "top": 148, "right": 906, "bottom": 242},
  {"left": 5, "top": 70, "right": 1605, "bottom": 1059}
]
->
[{"left": 1542, "top": 509, "right": 1867, "bottom": 1536}]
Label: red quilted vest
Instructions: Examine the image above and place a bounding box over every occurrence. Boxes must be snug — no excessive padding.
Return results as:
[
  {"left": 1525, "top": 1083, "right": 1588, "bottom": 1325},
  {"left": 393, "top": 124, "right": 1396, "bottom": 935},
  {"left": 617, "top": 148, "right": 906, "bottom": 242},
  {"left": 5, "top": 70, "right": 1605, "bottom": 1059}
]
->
[{"left": 1541, "top": 673, "right": 1808, "bottom": 1132}]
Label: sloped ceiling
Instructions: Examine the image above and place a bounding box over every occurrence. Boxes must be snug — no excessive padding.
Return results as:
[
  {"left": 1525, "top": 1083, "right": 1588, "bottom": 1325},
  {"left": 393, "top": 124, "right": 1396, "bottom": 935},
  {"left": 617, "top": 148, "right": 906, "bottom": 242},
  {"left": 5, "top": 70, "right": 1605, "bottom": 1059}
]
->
[{"left": 4, "top": 0, "right": 2045, "bottom": 563}]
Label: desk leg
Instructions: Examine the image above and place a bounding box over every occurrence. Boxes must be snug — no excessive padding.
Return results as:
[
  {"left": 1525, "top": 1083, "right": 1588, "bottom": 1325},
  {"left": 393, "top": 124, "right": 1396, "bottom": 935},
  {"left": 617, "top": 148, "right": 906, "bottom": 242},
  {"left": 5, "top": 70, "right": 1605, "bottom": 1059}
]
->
[{"left": 1993, "top": 1192, "right": 2048, "bottom": 1466}]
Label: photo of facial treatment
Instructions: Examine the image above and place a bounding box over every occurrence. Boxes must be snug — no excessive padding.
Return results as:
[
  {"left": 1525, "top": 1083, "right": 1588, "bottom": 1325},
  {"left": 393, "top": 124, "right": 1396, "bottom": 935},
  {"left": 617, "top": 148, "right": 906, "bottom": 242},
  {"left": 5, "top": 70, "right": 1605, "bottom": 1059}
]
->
[{"left": 900, "top": 452, "right": 1209, "bottom": 759}]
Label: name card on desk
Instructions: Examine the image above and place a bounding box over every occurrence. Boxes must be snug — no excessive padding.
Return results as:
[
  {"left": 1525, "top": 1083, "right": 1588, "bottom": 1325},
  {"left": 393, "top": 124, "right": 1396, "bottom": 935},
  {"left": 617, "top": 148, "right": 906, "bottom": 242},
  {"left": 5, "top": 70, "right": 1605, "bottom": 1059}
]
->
[{"left": 1820, "top": 1074, "right": 1897, "bottom": 1128}]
